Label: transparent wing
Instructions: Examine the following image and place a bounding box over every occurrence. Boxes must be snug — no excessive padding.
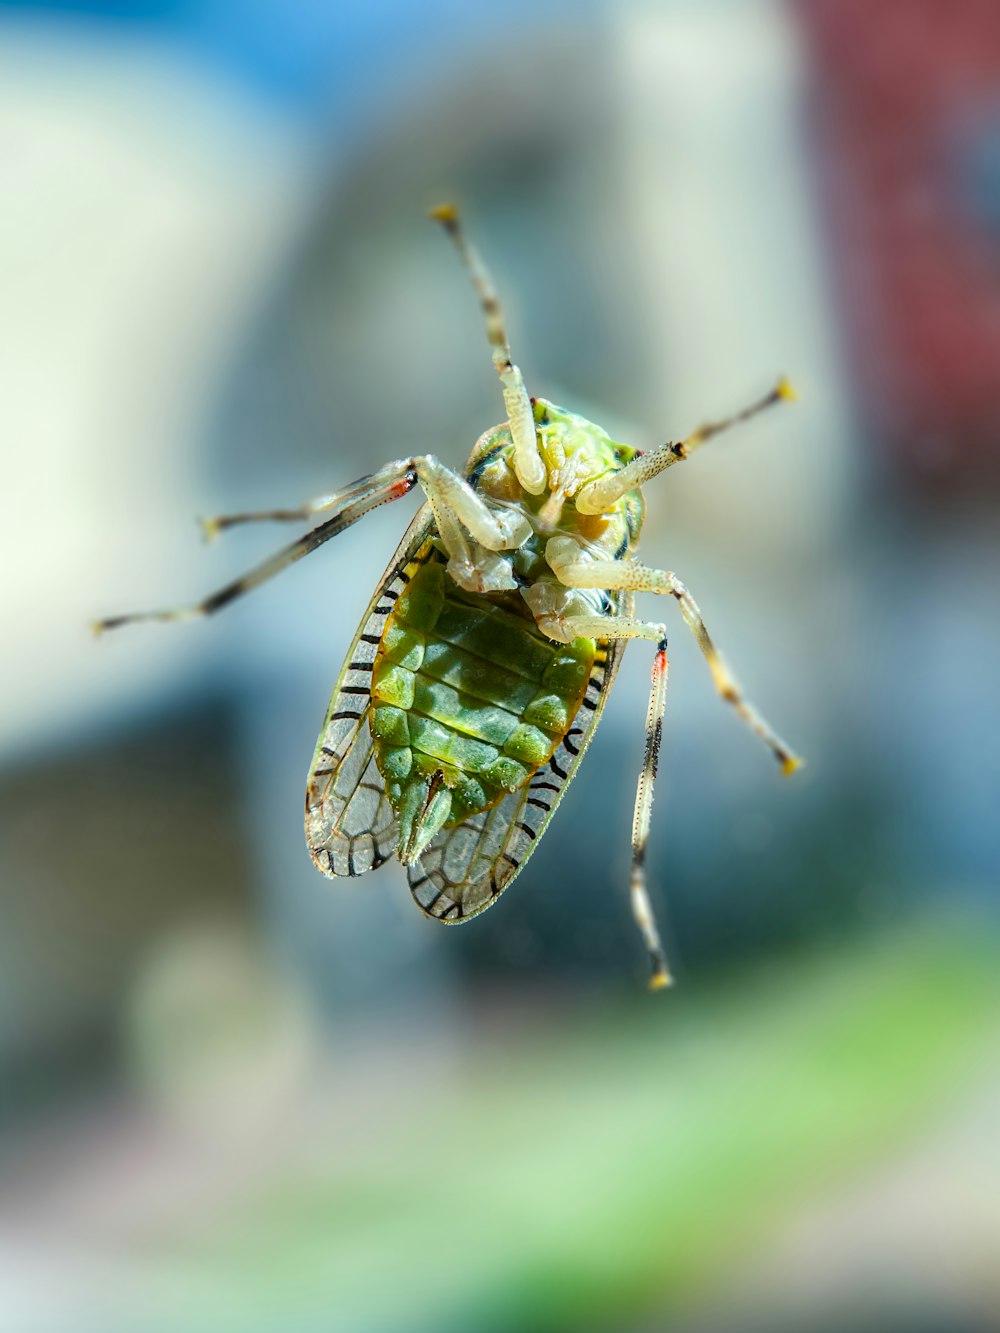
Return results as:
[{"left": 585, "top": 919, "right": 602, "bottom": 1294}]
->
[
  {"left": 306, "top": 508, "right": 436, "bottom": 878},
  {"left": 407, "top": 621, "right": 628, "bottom": 921}
]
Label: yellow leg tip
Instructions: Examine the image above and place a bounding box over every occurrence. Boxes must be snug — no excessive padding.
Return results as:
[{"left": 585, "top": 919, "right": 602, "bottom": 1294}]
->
[
  {"left": 781, "top": 753, "right": 805, "bottom": 777},
  {"left": 649, "top": 967, "right": 674, "bottom": 992},
  {"left": 775, "top": 376, "right": 798, "bottom": 403},
  {"left": 198, "top": 515, "right": 221, "bottom": 544},
  {"left": 428, "top": 202, "right": 459, "bottom": 226},
  {"left": 89, "top": 620, "right": 106, "bottom": 639}
]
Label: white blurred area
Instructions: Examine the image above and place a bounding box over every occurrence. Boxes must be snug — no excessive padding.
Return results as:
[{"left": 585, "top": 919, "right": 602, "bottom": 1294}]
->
[
  {"left": 0, "top": 24, "right": 312, "bottom": 754},
  {"left": 1, "top": 3, "right": 998, "bottom": 1332},
  {"left": 0, "top": 0, "right": 849, "bottom": 754}
]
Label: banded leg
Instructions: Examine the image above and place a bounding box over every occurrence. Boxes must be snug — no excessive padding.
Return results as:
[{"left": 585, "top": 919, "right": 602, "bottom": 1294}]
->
[
  {"left": 576, "top": 378, "right": 795, "bottom": 515},
  {"left": 197, "top": 478, "right": 376, "bottom": 542},
  {"left": 523, "top": 573, "right": 667, "bottom": 645},
  {"left": 202, "top": 455, "right": 530, "bottom": 549},
  {"left": 558, "top": 612, "right": 672, "bottom": 989},
  {"left": 631, "top": 638, "right": 672, "bottom": 990},
  {"left": 430, "top": 204, "right": 546, "bottom": 496},
  {"left": 94, "top": 455, "right": 530, "bottom": 634},
  {"left": 198, "top": 461, "right": 432, "bottom": 540},
  {"left": 548, "top": 540, "right": 802, "bottom": 774},
  {"left": 205, "top": 477, "right": 479, "bottom": 583},
  {"left": 205, "top": 453, "right": 532, "bottom": 595}
]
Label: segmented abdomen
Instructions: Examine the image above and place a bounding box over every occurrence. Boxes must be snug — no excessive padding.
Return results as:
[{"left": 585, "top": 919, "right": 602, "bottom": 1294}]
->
[{"left": 370, "top": 553, "right": 595, "bottom": 827}]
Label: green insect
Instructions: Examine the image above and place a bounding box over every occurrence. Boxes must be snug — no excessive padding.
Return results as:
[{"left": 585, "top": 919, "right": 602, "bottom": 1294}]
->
[{"left": 96, "top": 205, "right": 801, "bottom": 988}]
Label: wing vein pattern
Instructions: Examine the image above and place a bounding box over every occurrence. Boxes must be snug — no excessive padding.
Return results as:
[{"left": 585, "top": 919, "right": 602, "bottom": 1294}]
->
[{"left": 306, "top": 508, "right": 435, "bottom": 878}]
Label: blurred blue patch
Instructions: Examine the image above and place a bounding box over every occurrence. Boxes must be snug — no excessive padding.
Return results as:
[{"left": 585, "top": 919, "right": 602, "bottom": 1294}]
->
[
  {"left": 1, "top": 0, "right": 597, "bottom": 117},
  {"left": 963, "top": 116, "right": 1000, "bottom": 237}
]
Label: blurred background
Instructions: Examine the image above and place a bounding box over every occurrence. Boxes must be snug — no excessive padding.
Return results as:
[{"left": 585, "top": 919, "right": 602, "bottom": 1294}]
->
[{"left": 1, "top": 0, "right": 999, "bottom": 1329}]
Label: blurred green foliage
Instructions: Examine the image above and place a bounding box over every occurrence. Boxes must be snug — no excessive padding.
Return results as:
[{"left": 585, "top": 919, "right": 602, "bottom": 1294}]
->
[{"left": 148, "top": 917, "right": 1000, "bottom": 1333}]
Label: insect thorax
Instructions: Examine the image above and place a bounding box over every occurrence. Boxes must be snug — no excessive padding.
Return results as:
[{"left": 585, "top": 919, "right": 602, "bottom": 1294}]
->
[{"left": 469, "top": 398, "right": 645, "bottom": 555}]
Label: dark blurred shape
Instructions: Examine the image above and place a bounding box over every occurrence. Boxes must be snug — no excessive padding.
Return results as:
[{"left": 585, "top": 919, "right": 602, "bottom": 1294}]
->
[
  {"left": 0, "top": 697, "right": 251, "bottom": 1128},
  {"left": 797, "top": 0, "right": 1000, "bottom": 498}
]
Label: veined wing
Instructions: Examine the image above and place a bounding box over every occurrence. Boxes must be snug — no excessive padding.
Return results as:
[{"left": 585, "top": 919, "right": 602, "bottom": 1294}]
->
[
  {"left": 306, "top": 507, "right": 436, "bottom": 878},
  {"left": 407, "top": 606, "right": 628, "bottom": 921}
]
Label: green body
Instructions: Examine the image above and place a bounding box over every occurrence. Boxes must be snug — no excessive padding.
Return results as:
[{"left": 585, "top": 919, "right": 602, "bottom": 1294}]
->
[
  {"left": 370, "top": 554, "right": 594, "bottom": 859},
  {"left": 306, "top": 396, "right": 646, "bottom": 885}
]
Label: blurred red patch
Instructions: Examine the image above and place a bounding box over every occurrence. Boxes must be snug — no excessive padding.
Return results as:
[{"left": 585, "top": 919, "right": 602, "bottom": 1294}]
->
[{"left": 797, "top": 0, "right": 1000, "bottom": 496}]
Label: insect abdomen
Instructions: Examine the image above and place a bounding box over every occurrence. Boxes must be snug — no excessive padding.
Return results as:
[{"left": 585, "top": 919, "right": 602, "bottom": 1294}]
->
[{"left": 370, "top": 556, "right": 594, "bottom": 844}]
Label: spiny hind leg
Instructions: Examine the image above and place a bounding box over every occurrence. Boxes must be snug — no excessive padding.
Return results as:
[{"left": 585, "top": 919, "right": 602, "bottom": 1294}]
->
[
  {"left": 630, "top": 637, "right": 672, "bottom": 990},
  {"left": 547, "top": 540, "right": 802, "bottom": 775},
  {"left": 95, "top": 455, "right": 530, "bottom": 634},
  {"left": 556, "top": 610, "right": 672, "bottom": 990}
]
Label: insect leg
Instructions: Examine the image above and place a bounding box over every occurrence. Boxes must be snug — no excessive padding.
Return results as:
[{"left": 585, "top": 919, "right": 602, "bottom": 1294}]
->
[
  {"left": 415, "top": 456, "right": 531, "bottom": 551},
  {"left": 556, "top": 611, "right": 672, "bottom": 989},
  {"left": 197, "top": 469, "right": 405, "bottom": 541},
  {"left": 554, "top": 613, "right": 666, "bottom": 643},
  {"left": 93, "top": 460, "right": 421, "bottom": 633},
  {"left": 549, "top": 544, "right": 802, "bottom": 774},
  {"left": 575, "top": 378, "right": 795, "bottom": 514},
  {"left": 430, "top": 204, "right": 546, "bottom": 496},
  {"left": 204, "top": 453, "right": 528, "bottom": 550},
  {"left": 418, "top": 459, "right": 537, "bottom": 594},
  {"left": 95, "top": 454, "right": 531, "bottom": 634},
  {"left": 630, "top": 637, "right": 672, "bottom": 990}
]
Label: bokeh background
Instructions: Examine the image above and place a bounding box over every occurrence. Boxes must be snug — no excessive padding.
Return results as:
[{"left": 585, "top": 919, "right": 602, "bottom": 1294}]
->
[{"left": 2, "top": 1, "right": 999, "bottom": 1330}]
